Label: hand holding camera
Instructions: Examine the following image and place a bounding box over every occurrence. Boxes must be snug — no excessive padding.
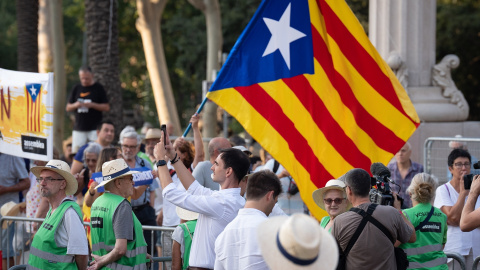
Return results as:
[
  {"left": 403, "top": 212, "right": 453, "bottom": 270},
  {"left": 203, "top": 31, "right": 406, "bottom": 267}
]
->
[{"left": 466, "top": 174, "right": 480, "bottom": 196}]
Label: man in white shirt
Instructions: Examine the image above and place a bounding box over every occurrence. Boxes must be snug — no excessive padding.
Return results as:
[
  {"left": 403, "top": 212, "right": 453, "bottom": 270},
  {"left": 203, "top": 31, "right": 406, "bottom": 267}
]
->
[
  {"left": 154, "top": 132, "right": 250, "bottom": 270},
  {"left": 214, "top": 170, "right": 282, "bottom": 270},
  {"left": 434, "top": 148, "right": 480, "bottom": 269}
]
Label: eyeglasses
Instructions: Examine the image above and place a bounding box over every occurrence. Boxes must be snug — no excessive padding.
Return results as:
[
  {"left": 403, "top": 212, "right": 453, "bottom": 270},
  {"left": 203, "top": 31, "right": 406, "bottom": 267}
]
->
[
  {"left": 118, "top": 176, "right": 134, "bottom": 182},
  {"left": 454, "top": 162, "right": 471, "bottom": 168},
  {"left": 323, "top": 198, "right": 346, "bottom": 205},
  {"left": 36, "top": 177, "right": 64, "bottom": 184},
  {"left": 121, "top": 144, "right": 138, "bottom": 150}
]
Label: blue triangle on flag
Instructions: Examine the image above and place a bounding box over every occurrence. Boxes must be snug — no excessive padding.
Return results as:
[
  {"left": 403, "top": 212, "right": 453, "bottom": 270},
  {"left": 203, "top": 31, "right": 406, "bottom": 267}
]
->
[
  {"left": 26, "top": 83, "right": 42, "bottom": 103},
  {"left": 210, "top": 0, "right": 314, "bottom": 92}
]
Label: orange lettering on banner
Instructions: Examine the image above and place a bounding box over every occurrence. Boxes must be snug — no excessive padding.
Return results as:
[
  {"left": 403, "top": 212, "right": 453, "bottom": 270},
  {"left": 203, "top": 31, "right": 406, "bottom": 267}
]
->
[{"left": 0, "top": 86, "right": 11, "bottom": 120}]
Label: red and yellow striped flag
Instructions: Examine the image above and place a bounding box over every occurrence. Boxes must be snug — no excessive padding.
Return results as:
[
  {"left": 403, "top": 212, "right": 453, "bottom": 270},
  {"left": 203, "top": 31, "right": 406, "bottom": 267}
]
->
[{"left": 206, "top": 0, "right": 420, "bottom": 219}]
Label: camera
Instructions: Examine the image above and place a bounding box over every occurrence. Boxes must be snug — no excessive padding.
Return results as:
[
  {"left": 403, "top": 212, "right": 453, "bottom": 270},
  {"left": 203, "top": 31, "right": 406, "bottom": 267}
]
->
[
  {"left": 464, "top": 174, "right": 474, "bottom": 190},
  {"left": 369, "top": 163, "right": 404, "bottom": 207},
  {"left": 369, "top": 176, "right": 403, "bottom": 207}
]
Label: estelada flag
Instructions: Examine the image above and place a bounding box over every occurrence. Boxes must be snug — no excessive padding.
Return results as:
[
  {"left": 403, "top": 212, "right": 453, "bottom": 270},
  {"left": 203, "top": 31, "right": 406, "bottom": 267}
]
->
[{"left": 206, "top": 0, "right": 420, "bottom": 219}]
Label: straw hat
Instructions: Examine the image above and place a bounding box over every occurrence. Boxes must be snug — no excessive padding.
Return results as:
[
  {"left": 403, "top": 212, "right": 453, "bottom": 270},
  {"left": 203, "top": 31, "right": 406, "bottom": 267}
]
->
[
  {"left": 96, "top": 158, "right": 139, "bottom": 189},
  {"left": 232, "top": 145, "right": 252, "bottom": 155},
  {"left": 176, "top": 206, "right": 199, "bottom": 221},
  {"left": 31, "top": 160, "right": 78, "bottom": 196},
  {"left": 145, "top": 128, "right": 162, "bottom": 140},
  {"left": 257, "top": 213, "right": 338, "bottom": 270},
  {"left": 1, "top": 201, "right": 26, "bottom": 229},
  {"left": 312, "top": 179, "right": 351, "bottom": 211}
]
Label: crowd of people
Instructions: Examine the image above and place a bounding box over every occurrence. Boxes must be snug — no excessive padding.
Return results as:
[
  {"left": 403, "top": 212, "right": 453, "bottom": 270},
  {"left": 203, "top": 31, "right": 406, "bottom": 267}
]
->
[{"left": 2, "top": 66, "right": 480, "bottom": 270}]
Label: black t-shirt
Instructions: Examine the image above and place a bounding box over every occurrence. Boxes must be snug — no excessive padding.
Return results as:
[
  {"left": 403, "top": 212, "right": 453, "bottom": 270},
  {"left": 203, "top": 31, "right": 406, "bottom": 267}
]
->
[{"left": 68, "top": 82, "right": 108, "bottom": 131}]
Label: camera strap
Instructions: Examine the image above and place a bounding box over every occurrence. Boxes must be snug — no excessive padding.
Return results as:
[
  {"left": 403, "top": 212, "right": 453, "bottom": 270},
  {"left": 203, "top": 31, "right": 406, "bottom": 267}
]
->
[
  {"left": 414, "top": 206, "right": 435, "bottom": 231},
  {"left": 349, "top": 204, "right": 395, "bottom": 244},
  {"left": 342, "top": 204, "right": 379, "bottom": 256}
]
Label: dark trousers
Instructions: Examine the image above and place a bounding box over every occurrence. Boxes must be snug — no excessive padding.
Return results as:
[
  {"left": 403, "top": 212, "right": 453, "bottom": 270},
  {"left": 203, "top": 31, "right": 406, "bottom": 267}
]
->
[{"left": 133, "top": 204, "right": 157, "bottom": 254}]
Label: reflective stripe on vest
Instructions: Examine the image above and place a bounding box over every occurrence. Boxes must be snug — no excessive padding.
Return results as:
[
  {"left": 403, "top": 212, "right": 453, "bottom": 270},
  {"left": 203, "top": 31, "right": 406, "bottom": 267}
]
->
[
  {"left": 29, "top": 246, "right": 75, "bottom": 263},
  {"left": 92, "top": 242, "right": 147, "bottom": 258},
  {"left": 403, "top": 244, "right": 444, "bottom": 256},
  {"left": 408, "top": 256, "right": 448, "bottom": 269},
  {"left": 105, "top": 261, "right": 148, "bottom": 270}
]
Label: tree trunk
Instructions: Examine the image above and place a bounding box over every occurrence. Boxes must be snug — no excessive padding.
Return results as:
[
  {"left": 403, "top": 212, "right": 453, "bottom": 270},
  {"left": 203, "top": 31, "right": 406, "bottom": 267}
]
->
[
  {"left": 16, "top": 0, "right": 38, "bottom": 72},
  {"left": 49, "top": 0, "right": 66, "bottom": 155},
  {"left": 136, "top": 0, "right": 181, "bottom": 135},
  {"left": 85, "top": 0, "right": 123, "bottom": 138},
  {"left": 38, "top": 0, "right": 53, "bottom": 73},
  {"left": 189, "top": 0, "right": 223, "bottom": 157}
]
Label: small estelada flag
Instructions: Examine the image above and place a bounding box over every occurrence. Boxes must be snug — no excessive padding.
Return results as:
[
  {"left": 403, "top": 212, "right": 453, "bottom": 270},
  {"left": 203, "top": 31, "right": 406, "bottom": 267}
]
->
[{"left": 25, "top": 83, "right": 43, "bottom": 132}]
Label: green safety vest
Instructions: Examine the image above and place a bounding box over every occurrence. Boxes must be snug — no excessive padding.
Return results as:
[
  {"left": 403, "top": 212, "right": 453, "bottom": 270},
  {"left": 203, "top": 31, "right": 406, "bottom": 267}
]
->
[
  {"left": 179, "top": 220, "right": 197, "bottom": 270},
  {"left": 399, "top": 203, "right": 448, "bottom": 270},
  {"left": 27, "top": 200, "right": 83, "bottom": 270},
  {"left": 90, "top": 192, "right": 148, "bottom": 270}
]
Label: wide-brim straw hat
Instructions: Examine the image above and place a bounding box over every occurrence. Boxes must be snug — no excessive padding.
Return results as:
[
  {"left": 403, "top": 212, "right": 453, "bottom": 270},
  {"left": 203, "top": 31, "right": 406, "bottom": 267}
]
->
[
  {"left": 312, "top": 179, "right": 351, "bottom": 211},
  {"left": 96, "top": 158, "right": 139, "bottom": 189},
  {"left": 1, "top": 201, "right": 26, "bottom": 229},
  {"left": 258, "top": 213, "right": 338, "bottom": 270},
  {"left": 145, "top": 128, "right": 162, "bottom": 140},
  {"left": 176, "top": 206, "right": 199, "bottom": 221},
  {"left": 31, "top": 160, "right": 78, "bottom": 196}
]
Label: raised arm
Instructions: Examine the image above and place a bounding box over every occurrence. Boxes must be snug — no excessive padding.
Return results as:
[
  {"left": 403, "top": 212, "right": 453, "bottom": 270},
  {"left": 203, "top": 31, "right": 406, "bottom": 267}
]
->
[
  {"left": 191, "top": 113, "right": 204, "bottom": 169},
  {"left": 154, "top": 131, "right": 195, "bottom": 190},
  {"left": 461, "top": 175, "right": 480, "bottom": 231},
  {"left": 441, "top": 178, "right": 469, "bottom": 226}
]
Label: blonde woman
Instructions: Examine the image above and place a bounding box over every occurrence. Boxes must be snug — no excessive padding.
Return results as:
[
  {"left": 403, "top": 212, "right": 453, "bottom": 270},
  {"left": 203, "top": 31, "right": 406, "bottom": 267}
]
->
[{"left": 399, "top": 173, "right": 448, "bottom": 270}]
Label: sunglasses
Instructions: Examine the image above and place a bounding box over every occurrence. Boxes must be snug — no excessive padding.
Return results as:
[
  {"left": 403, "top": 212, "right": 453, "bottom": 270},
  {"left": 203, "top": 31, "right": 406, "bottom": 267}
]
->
[{"left": 323, "top": 198, "right": 346, "bottom": 205}]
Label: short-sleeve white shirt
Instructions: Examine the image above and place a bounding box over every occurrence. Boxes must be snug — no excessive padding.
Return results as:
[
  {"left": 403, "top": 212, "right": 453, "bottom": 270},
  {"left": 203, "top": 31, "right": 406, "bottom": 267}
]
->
[
  {"left": 434, "top": 182, "right": 480, "bottom": 257},
  {"left": 163, "top": 181, "right": 244, "bottom": 268},
  {"left": 214, "top": 208, "right": 269, "bottom": 270},
  {"left": 54, "top": 199, "right": 89, "bottom": 255}
]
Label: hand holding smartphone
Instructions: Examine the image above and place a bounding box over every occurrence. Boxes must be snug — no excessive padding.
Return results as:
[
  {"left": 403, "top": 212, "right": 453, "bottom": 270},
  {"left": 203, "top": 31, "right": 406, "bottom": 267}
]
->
[{"left": 161, "top": 124, "right": 167, "bottom": 148}]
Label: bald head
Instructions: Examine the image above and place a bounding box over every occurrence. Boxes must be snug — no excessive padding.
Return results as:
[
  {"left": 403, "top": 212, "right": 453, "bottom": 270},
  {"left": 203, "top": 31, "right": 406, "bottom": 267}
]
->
[{"left": 208, "top": 137, "right": 232, "bottom": 161}]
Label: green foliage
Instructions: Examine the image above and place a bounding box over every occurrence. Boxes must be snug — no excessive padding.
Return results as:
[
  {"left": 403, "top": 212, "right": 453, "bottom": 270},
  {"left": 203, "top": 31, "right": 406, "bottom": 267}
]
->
[
  {"left": 346, "top": 0, "right": 368, "bottom": 32},
  {"left": 162, "top": 1, "right": 206, "bottom": 125},
  {"left": 3, "top": 0, "right": 480, "bottom": 132},
  {"left": 437, "top": 0, "right": 480, "bottom": 120},
  {"left": 0, "top": 1, "right": 17, "bottom": 70}
]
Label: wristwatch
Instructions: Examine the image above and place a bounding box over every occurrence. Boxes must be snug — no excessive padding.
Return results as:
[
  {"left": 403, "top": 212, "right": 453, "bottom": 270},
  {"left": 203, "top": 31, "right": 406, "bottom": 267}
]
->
[{"left": 156, "top": 160, "right": 167, "bottom": 167}]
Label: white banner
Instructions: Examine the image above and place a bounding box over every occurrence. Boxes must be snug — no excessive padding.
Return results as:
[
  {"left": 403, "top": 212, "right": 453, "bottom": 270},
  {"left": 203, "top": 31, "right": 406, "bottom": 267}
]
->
[{"left": 0, "top": 68, "right": 54, "bottom": 161}]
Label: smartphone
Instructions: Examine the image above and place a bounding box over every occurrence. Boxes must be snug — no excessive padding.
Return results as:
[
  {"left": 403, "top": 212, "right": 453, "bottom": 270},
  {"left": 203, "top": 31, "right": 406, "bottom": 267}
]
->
[
  {"left": 464, "top": 174, "right": 474, "bottom": 190},
  {"left": 161, "top": 124, "right": 167, "bottom": 145}
]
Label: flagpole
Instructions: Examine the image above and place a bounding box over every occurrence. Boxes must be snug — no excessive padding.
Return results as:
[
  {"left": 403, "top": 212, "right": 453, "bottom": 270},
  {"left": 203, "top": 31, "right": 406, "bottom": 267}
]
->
[{"left": 182, "top": 97, "right": 209, "bottom": 137}]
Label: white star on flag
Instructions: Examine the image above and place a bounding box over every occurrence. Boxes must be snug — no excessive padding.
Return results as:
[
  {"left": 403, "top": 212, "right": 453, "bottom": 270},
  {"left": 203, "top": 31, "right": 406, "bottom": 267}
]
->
[
  {"left": 29, "top": 85, "right": 37, "bottom": 96},
  {"left": 262, "top": 3, "right": 306, "bottom": 69}
]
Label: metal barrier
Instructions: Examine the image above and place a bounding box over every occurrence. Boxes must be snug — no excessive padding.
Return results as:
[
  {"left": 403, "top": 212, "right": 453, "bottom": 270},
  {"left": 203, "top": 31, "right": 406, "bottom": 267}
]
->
[
  {"left": 424, "top": 137, "right": 480, "bottom": 185},
  {"left": 446, "top": 252, "right": 466, "bottom": 270},
  {"left": 472, "top": 255, "right": 480, "bottom": 270},
  {"left": 1, "top": 216, "right": 174, "bottom": 270},
  {"left": 8, "top": 265, "right": 27, "bottom": 270}
]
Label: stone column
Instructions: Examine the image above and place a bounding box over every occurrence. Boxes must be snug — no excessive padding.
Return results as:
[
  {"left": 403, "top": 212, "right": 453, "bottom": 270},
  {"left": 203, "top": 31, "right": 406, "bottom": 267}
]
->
[
  {"left": 369, "top": 0, "right": 436, "bottom": 87},
  {"left": 369, "top": 0, "right": 469, "bottom": 122}
]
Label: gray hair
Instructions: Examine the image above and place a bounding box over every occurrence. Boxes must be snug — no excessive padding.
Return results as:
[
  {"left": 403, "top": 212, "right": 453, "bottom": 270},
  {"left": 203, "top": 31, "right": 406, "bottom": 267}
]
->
[
  {"left": 120, "top": 130, "right": 141, "bottom": 145},
  {"left": 83, "top": 143, "right": 102, "bottom": 166}
]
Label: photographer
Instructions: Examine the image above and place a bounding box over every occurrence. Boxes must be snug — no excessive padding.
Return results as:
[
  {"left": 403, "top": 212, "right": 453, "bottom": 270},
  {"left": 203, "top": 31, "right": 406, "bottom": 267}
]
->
[
  {"left": 460, "top": 174, "right": 480, "bottom": 231},
  {"left": 434, "top": 148, "right": 480, "bottom": 269},
  {"left": 332, "top": 168, "right": 415, "bottom": 270}
]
